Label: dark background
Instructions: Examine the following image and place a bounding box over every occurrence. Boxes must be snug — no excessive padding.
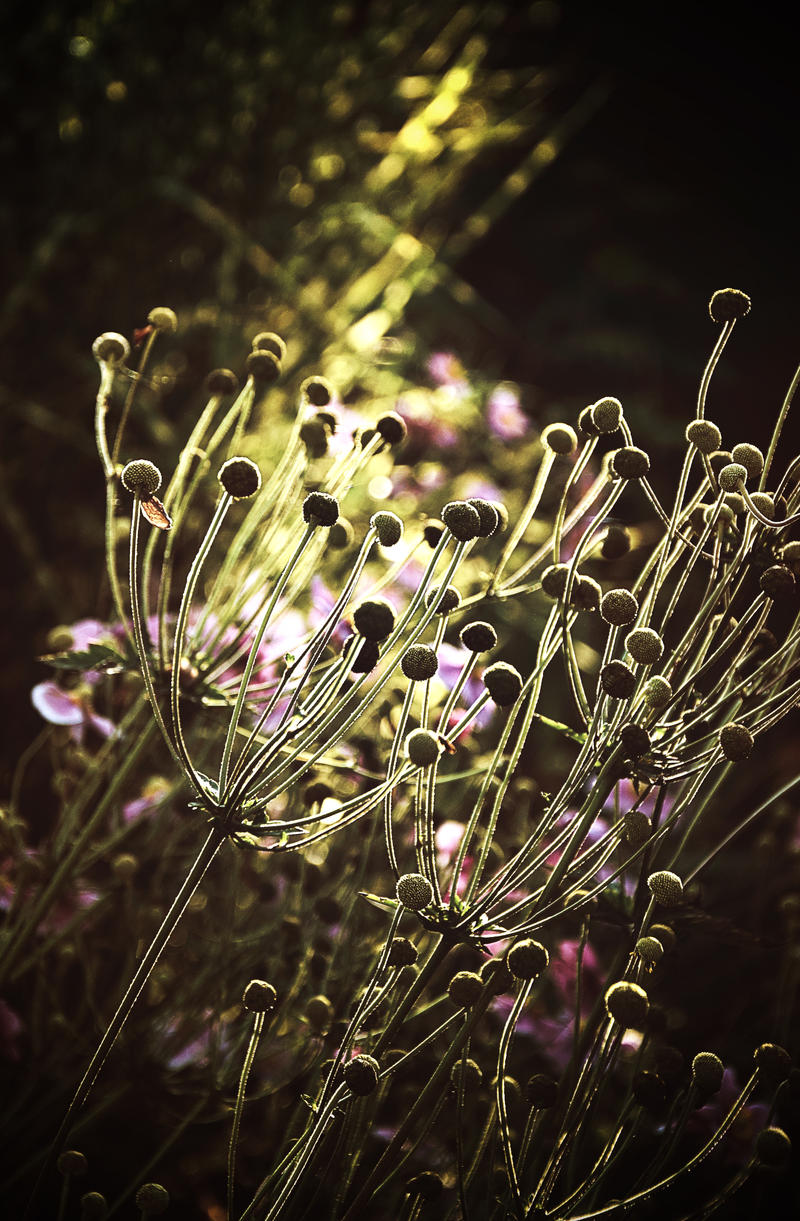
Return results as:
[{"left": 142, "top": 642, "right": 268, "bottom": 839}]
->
[{"left": 2, "top": 0, "right": 798, "bottom": 779}]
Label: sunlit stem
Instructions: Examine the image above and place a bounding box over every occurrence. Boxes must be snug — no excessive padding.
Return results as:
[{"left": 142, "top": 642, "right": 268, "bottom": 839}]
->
[{"left": 489, "top": 449, "right": 555, "bottom": 593}]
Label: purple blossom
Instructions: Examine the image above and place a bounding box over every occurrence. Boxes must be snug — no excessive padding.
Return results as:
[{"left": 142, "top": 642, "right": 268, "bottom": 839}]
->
[
  {"left": 427, "top": 352, "right": 470, "bottom": 393},
  {"left": 31, "top": 680, "right": 116, "bottom": 741},
  {"left": 487, "top": 383, "right": 529, "bottom": 441},
  {"left": 123, "top": 776, "right": 172, "bottom": 824}
]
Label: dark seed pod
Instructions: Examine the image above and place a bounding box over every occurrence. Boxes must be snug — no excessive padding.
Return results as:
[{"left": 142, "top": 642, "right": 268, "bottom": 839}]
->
[
  {"left": 93, "top": 332, "right": 129, "bottom": 364},
  {"left": 302, "top": 491, "right": 339, "bottom": 527},
  {"left": 573, "top": 575, "right": 601, "bottom": 612},
  {"left": 218, "top": 457, "right": 261, "bottom": 499},
  {"left": 245, "top": 349, "right": 282, "bottom": 383},
  {"left": 635, "top": 936, "right": 664, "bottom": 965},
  {"left": 647, "top": 870, "right": 683, "bottom": 906},
  {"left": 353, "top": 598, "right": 395, "bottom": 641},
  {"left": 691, "top": 1051, "right": 724, "bottom": 1093},
  {"left": 425, "top": 585, "right": 461, "bottom": 614},
  {"left": 755, "top": 1126, "right": 792, "bottom": 1168},
  {"left": 605, "top": 981, "right": 649, "bottom": 1028},
  {"left": 205, "top": 368, "right": 238, "bottom": 396},
  {"left": 442, "top": 500, "right": 482, "bottom": 541},
  {"left": 708, "top": 450, "right": 734, "bottom": 479},
  {"left": 376, "top": 412, "right": 407, "bottom": 445},
  {"left": 79, "top": 1192, "right": 108, "bottom": 1220},
  {"left": 718, "top": 462, "right": 748, "bottom": 493},
  {"left": 406, "top": 1172, "right": 444, "bottom": 1201},
  {"left": 748, "top": 492, "right": 775, "bottom": 519},
  {"left": 305, "top": 994, "right": 334, "bottom": 1031},
  {"left": 58, "top": 1150, "right": 89, "bottom": 1176},
  {"left": 685, "top": 419, "right": 722, "bottom": 454},
  {"left": 526, "top": 1073, "right": 559, "bottom": 1109},
  {"left": 300, "top": 417, "right": 329, "bottom": 459},
  {"left": 541, "top": 563, "right": 571, "bottom": 599},
  {"left": 708, "top": 287, "right": 751, "bottom": 323},
  {"left": 405, "top": 729, "right": 441, "bottom": 767},
  {"left": 731, "top": 442, "right": 764, "bottom": 481},
  {"left": 620, "top": 722, "right": 651, "bottom": 758},
  {"left": 578, "top": 404, "right": 601, "bottom": 436},
  {"left": 625, "top": 627, "right": 664, "bottom": 665},
  {"left": 479, "top": 956, "right": 514, "bottom": 995},
  {"left": 601, "top": 523, "right": 631, "bottom": 560},
  {"left": 611, "top": 446, "right": 650, "bottom": 480},
  {"left": 541, "top": 423, "right": 577, "bottom": 454},
  {"left": 243, "top": 979, "right": 277, "bottom": 1013},
  {"left": 483, "top": 662, "right": 523, "bottom": 706},
  {"left": 300, "top": 375, "right": 333, "bottom": 406},
  {"left": 600, "top": 588, "right": 639, "bottom": 626},
  {"left": 401, "top": 645, "right": 438, "bottom": 681},
  {"left": 388, "top": 937, "right": 419, "bottom": 968},
  {"left": 450, "top": 1057, "right": 483, "bottom": 1089},
  {"left": 134, "top": 1184, "right": 170, "bottom": 1215},
  {"left": 422, "top": 519, "right": 445, "bottom": 547},
  {"left": 719, "top": 722, "right": 754, "bottom": 761},
  {"left": 624, "top": 809, "right": 651, "bottom": 847},
  {"left": 643, "top": 675, "right": 672, "bottom": 709},
  {"left": 396, "top": 873, "right": 433, "bottom": 911},
  {"left": 344, "top": 1054, "right": 380, "bottom": 1096},
  {"left": 506, "top": 938, "right": 549, "bottom": 979},
  {"left": 343, "top": 635, "right": 381, "bottom": 674},
  {"left": 148, "top": 307, "right": 178, "bottom": 333},
  {"left": 122, "top": 460, "right": 161, "bottom": 496},
  {"left": 600, "top": 660, "right": 637, "bottom": 700},
  {"left": 632, "top": 1070, "right": 669, "bottom": 1114},
  {"left": 304, "top": 781, "right": 333, "bottom": 807},
  {"left": 371, "top": 511, "right": 403, "bottom": 547},
  {"left": 754, "top": 1042, "right": 792, "bottom": 1083},
  {"left": 448, "top": 970, "right": 484, "bottom": 1008},
  {"left": 591, "top": 397, "right": 623, "bottom": 433},
  {"left": 460, "top": 621, "right": 497, "bottom": 652},
  {"left": 467, "top": 498, "right": 501, "bottom": 537},
  {"left": 329, "top": 519, "right": 353, "bottom": 548},
  {"left": 252, "top": 331, "right": 287, "bottom": 361},
  {"left": 649, "top": 923, "right": 676, "bottom": 953},
  {"left": 760, "top": 564, "right": 795, "bottom": 600}
]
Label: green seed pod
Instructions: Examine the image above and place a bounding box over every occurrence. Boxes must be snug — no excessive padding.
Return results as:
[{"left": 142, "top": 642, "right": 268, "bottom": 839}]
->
[
  {"left": 480, "top": 956, "right": 514, "bottom": 995},
  {"left": 611, "top": 446, "right": 650, "bottom": 480},
  {"left": 425, "top": 585, "right": 461, "bottom": 614},
  {"left": 80, "top": 1192, "right": 108, "bottom": 1220},
  {"left": 625, "top": 628, "right": 664, "bottom": 665},
  {"left": 591, "top": 397, "right": 623, "bottom": 433},
  {"left": 305, "top": 994, "right": 334, "bottom": 1031},
  {"left": 708, "top": 287, "right": 751, "bottom": 323},
  {"left": 388, "top": 937, "right": 419, "bottom": 968},
  {"left": 760, "top": 564, "right": 796, "bottom": 599},
  {"left": 649, "top": 923, "right": 676, "bottom": 952},
  {"left": 600, "top": 660, "right": 637, "bottom": 700},
  {"left": 541, "top": 422, "right": 578, "bottom": 455},
  {"left": 483, "top": 661, "right": 523, "bottom": 706},
  {"left": 578, "top": 404, "right": 601, "bottom": 436},
  {"left": 647, "top": 870, "right": 683, "bottom": 907},
  {"left": 459, "top": 621, "right": 497, "bottom": 652},
  {"left": 344, "top": 1053, "right": 380, "bottom": 1096},
  {"left": 253, "top": 332, "right": 287, "bottom": 361},
  {"left": 624, "top": 809, "right": 651, "bottom": 846},
  {"left": 643, "top": 675, "right": 672, "bottom": 710},
  {"left": 205, "top": 368, "right": 238, "bottom": 396},
  {"left": 121, "top": 459, "right": 162, "bottom": 497},
  {"left": 376, "top": 412, "right": 407, "bottom": 445},
  {"left": 620, "top": 722, "right": 651, "bottom": 759},
  {"left": 371, "top": 510, "right": 403, "bottom": 547},
  {"left": 243, "top": 979, "right": 277, "bottom": 1013},
  {"left": 299, "top": 374, "right": 332, "bottom": 405},
  {"left": 600, "top": 588, "right": 639, "bottom": 626},
  {"left": 405, "top": 729, "right": 441, "bottom": 768},
  {"left": 719, "top": 722, "right": 754, "bottom": 761},
  {"left": 401, "top": 645, "right": 438, "bottom": 682},
  {"left": 605, "top": 981, "right": 649, "bottom": 1028},
  {"left": 396, "top": 873, "right": 433, "bottom": 911},
  {"left": 147, "top": 306, "right": 177, "bottom": 333},
  {"left": 450, "top": 1057, "right": 482, "bottom": 1089},
  {"left": 601, "top": 523, "right": 631, "bottom": 560},
  {"left": 635, "top": 936, "right": 664, "bottom": 965},
  {"left": 218, "top": 456, "right": 261, "bottom": 499},
  {"left": 731, "top": 442, "right": 764, "bottom": 481},
  {"left": 245, "top": 349, "right": 282, "bottom": 383},
  {"left": 58, "top": 1150, "right": 88, "bottom": 1176},
  {"left": 691, "top": 1051, "right": 724, "bottom": 1093},
  {"left": 718, "top": 462, "right": 748, "bottom": 493},
  {"left": 573, "top": 575, "right": 602, "bottom": 612},
  {"left": 134, "top": 1183, "right": 170, "bottom": 1215},
  {"left": 748, "top": 492, "right": 775, "bottom": 519},
  {"left": 92, "top": 331, "right": 130, "bottom": 364},
  {"left": 686, "top": 419, "right": 722, "bottom": 454},
  {"left": 422, "top": 519, "right": 445, "bottom": 548},
  {"left": 541, "top": 563, "right": 571, "bottom": 599},
  {"left": 406, "top": 1172, "right": 444, "bottom": 1201},
  {"left": 526, "top": 1073, "right": 559, "bottom": 1109},
  {"left": 302, "top": 491, "right": 339, "bottom": 527},
  {"left": 755, "top": 1126, "right": 792, "bottom": 1168},
  {"left": 442, "top": 500, "right": 482, "bottom": 541},
  {"left": 753, "top": 1042, "right": 792, "bottom": 1083},
  {"left": 506, "top": 938, "right": 549, "bottom": 979},
  {"left": 467, "top": 498, "right": 501, "bottom": 537},
  {"left": 352, "top": 598, "right": 395, "bottom": 641},
  {"left": 448, "top": 970, "right": 484, "bottom": 1008}
]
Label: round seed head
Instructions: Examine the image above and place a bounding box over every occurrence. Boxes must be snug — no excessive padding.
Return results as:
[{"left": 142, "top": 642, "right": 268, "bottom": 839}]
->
[
  {"left": 448, "top": 970, "right": 484, "bottom": 1008},
  {"left": 422, "top": 518, "right": 445, "bottom": 547},
  {"left": 649, "top": 924, "right": 676, "bottom": 953},
  {"left": 343, "top": 635, "right": 381, "bottom": 674},
  {"left": 401, "top": 645, "right": 438, "bottom": 682},
  {"left": 376, "top": 411, "right": 407, "bottom": 445},
  {"left": 58, "top": 1150, "right": 88, "bottom": 1176},
  {"left": 218, "top": 456, "right": 261, "bottom": 499},
  {"left": 625, "top": 627, "right": 664, "bottom": 665},
  {"left": 526, "top": 1073, "right": 559, "bottom": 1109},
  {"left": 691, "top": 1051, "right": 724, "bottom": 1093},
  {"left": 406, "top": 1172, "right": 444, "bottom": 1201},
  {"left": 760, "top": 564, "right": 796, "bottom": 600},
  {"left": 245, "top": 349, "right": 282, "bottom": 383},
  {"left": 353, "top": 598, "right": 395, "bottom": 641},
  {"left": 600, "top": 660, "right": 637, "bottom": 700},
  {"left": 647, "top": 870, "right": 683, "bottom": 907},
  {"left": 578, "top": 404, "right": 601, "bottom": 435},
  {"left": 480, "top": 956, "right": 514, "bottom": 995},
  {"left": 79, "top": 1192, "right": 108, "bottom": 1220},
  {"left": 305, "top": 994, "right": 334, "bottom": 1030},
  {"left": 620, "top": 722, "right": 651, "bottom": 759},
  {"left": 781, "top": 540, "right": 800, "bottom": 570},
  {"left": 755, "top": 1126, "right": 792, "bottom": 1168},
  {"left": 388, "top": 937, "right": 418, "bottom": 968},
  {"left": 329, "top": 519, "right": 354, "bottom": 549},
  {"left": 601, "top": 588, "right": 639, "bottom": 626},
  {"left": 243, "top": 979, "right": 277, "bottom": 1013},
  {"left": 92, "top": 331, "right": 130, "bottom": 364},
  {"left": 541, "top": 563, "right": 571, "bottom": 599},
  {"left": 460, "top": 621, "right": 497, "bottom": 653},
  {"left": 591, "top": 397, "right": 623, "bottom": 433},
  {"left": 601, "top": 523, "right": 631, "bottom": 560},
  {"left": 632, "top": 1070, "right": 669, "bottom": 1114},
  {"left": 708, "top": 287, "right": 751, "bottom": 323},
  {"left": 134, "top": 1184, "right": 170, "bottom": 1215},
  {"left": 686, "top": 419, "right": 722, "bottom": 454},
  {"left": 467, "top": 497, "right": 501, "bottom": 537},
  {"left": 605, "top": 981, "right": 649, "bottom": 1028},
  {"left": 405, "top": 728, "right": 441, "bottom": 768},
  {"left": 724, "top": 492, "right": 745, "bottom": 515},
  {"left": 635, "top": 936, "right": 664, "bottom": 965},
  {"left": 573, "top": 575, "right": 602, "bottom": 612},
  {"left": 718, "top": 462, "right": 748, "bottom": 493},
  {"left": 205, "top": 368, "right": 238, "bottom": 396},
  {"left": 425, "top": 585, "right": 461, "bottom": 614},
  {"left": 483, "top": 661, "right": 523, "bottom": 706},
  {"left": 300, "top": 417, "right": 329, "bottom": 459},
  {"left": 121, "top": 459, "right": 162, "bottom": 496},
  {"left": 300, "top": 374, "right": 333, "bottom": 406},
  {"left": 371, "top": 510, "right": 403, "bottom": 547},
  {"left": 643, "top": 675, "right": 672, "bottom": 710},
  {"left": 252, "top": 331, "right": 287, "bottom": 361},
  {"left": 396, "top": 872, "right": 433, "bottom": 911},
  {"left": 611, "top": 446, "right": 650, "bottom": 480},
  {"left": 719, "top": 722, "right": 754, "bottom": 761},
  {"left": 147, "top": 306, "right": 177, "bottom": 333},
  {"left": 451, "top": 1057, "right": 482, "bottom": 1089},
  {"left": 344, "top": 1053, "right": 380, "bottom": 1095},
  {"left": 748, "top": 492, "right": 775, "bottom": 519},
  {"left": 731, "top": 442, "right": 764, "bottom": 480},
  {"left": 541, "top": 422, "right": 578, "bottom": 455},
  {"left": 302, "top": 491, "right": 339, "bottom": 527},
  {"left": 754, "top": 1042, "right": 792, "bottom": 1082},
  {"left": 442, "top": 500, "right": 482, "bottom": 541},
  {"left": 506, "top": 938, "right": 549, "bottom": 980},
  {"left": 624, "top": 809, "right": 651, "bottom": 847}
]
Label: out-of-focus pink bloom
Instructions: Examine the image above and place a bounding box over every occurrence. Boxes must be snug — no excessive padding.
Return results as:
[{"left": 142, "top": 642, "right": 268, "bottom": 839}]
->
[
  {"left": 487, "top": 383, "right": 529, "bottom": 441},
  {"left": 0, "top": 999, "right": 23, "bottom": 1061},
  {"left": 549, "top": 938, "right": 603, "bottom": 1015},
  {"left": 31, "top": 681, "right": 116, "bottom": 741},
  {"left": 689, "top": 1067, "right": 770, "bottom": 1164},
  {"left": 436, "top": 820, "right": 466, "bottom": 867},
  {"left": 123, "top": 775, "right": 172, "bottom": 823},
  {"left": 437, "top": 643, "right": 494, "bottom": 732},
  {"left": 396, "top": 394, "right": 460, "bottom": 451},
  {"left": 427, "top": 353, "right": 470, "bottom": 393},
  {"left": 309, "top": 576, "right": 351, "bottom": 647}
]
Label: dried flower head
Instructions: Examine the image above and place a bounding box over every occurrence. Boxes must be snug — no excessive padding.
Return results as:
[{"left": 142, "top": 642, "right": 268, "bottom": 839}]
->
[
  {"left": 685, "top": 419, "right": 722, "bottom": 454},
  {"left": 601, "top": 523, "right": 631, "bottom": 560},
  {"left": 205, "top": 368, "right": 239, "bottom": 396},
  {"left": 134, "top": 1184, "right": 170, "bottom": 1215},
  {"left": 573, "top": 575, "right": 602, "bottom": 612},
  {"left": 147, "top": 307, "right": 178, "bottom": 333},
  {"left": 649, "top": 924, "right": 676, "bottom": 953},
  {"left": 371, "top": 510, "right": 403, "bottom": 547},
  {"left": 459, "top": 621, "right": 497, "bottom": 653},
  {"left": 624, "top": 809, "right": 651, "bottom": 847},
  {"left": 718, "top": 462, "right": 748, "bottom": 492},
  {"left": 541, "top": 563, "right": 571, "bottom": 599},
  {"left": 425, "top": 585, "right": 461, "bottom": 614},
  {"left": 451, "top": 1057, "right": 482, "bottom": 1089},
  {"left": 57, "top": 1150, "right": 88, "bottom": 1176},
  {"left": 92, "top": 332, "right": 130, "bottom": 364},
  {"left": 605, "top": 981, "right": 649, "bottom": 1028},
  {"left": 526, "top": 1073, "right": 559, "bottom": 1109},
  {"left": 719, "top": 722, "right": 754, "bottom": 761},
  {"left": 591, "top": 397, "right": 623, "bottom": 433},
  {"left": 396, "top": 873, "right": 433, "bottom": 911},
  {"left": 754, "top": 1042, "right": 792, "bottom": 1082},
  {"left": 422, "top": 519, "right": 445, "bottom": 547},
  {"left": 300, "top": 375, "right": 333, "bottom": 406},
  {"left": 620, "top": 723, "right": 651, "bottom": 759},
  {"left": 401, "top": 645, "right": 438, "bottom": 682},
  {"left": 647, "top": 870, "right": 683, "bottom": 907},
  {"left": 611, "top": 446, "right": 651, "bottom": 480},
  {"left": 245, "top": 349, "right": 282, "bottom": 383},
  {"left": 352, "top": 598, "right": 395, "bottom": 641},
  {"left": 388, "top": 937, "right": 419, "bottom": 968},
  {"left": 344, "top": 1054, "right": 380, "bottom": 1096},
  {"left": 243, "top": 979, "right": 277, "bottom": 1013},
  {"left": 755, "top": 1126, "right": 792, "bottom": 1168},
  {"left": 625, "top": 627, "right": 664, "bottom": 665},
  {"left": 691, "top": 1051, "right": 724, "bottom": 1093},
  {"left": 541, "top": 422, "right": 578, "bottom": 455},
  {"left": 79, "top": 1191, "right": 108, "bottom": 1219},
  {"left": 600, "top": 588, "right": 639, "bottom": 626},
  {"left": 506, "top": 938, "right": 549, "bottom": 979},
  {"left": 708, "top": 287, "right": 751, "bottom": 323},
  {"left": 600, "top": 660, "right": 636, "bottom": 700},
  {"left": 121, "top": 460, "right": 162, "bottom": 497},
  {"left": 483, "top": 661, "right": 523, "bottom": 706},
  {"left": 376, "top": 412, "right": 407, "bottom": 446},
  {"left": 329, "top": 519, "right": 354, "bottom": 549},
  {"left": 406, "top": 1172, "right": 444, "bottom": 1201},
  {"left": 252, "top": 331, "right": 287, "bottom": 361},
  {"left": 448, "top": 970, "right": 484, "bottom": 1008},
  {"left": 635, "top": 936, "right": 664, "bottom": 965},
  {"left": 218, "top": 457, "right": 261, "bottom": 499},
  {"left": 578, "top": 404, "right": 600, "bottom": 436},
  {"left": 466, "top": 497, "right": 501, "bottom": 537},
  {"left": 760, "top": 564, "right": 796, "bottom": 600},
  {"left": 442, "top": 500, "right": 482, "bottom": 542},
  {"left": 731, "top": 442, "right": 764, "bottom": 481},
  {"left": 302, "top": 491, "right": 339, "bottom": 527},
  {"left": 305, "top": 995, "right": 334, "bottom": 1031},
  {"left": 405, "top": 729, "right": 441, "bottom": 768},
  {"left": 643, "top": 675, "right": 672, "bottom": 709}
]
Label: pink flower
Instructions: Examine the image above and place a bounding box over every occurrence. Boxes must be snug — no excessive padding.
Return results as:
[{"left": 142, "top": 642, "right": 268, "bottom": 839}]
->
[
  {"left": 427, "top": 352, "right": 470, "bottom": 393},
  {"left": 487, "top": 383, "right": 528, "bottom": 441},
  {"left": 31, "top": 680, "right": 115, "bottom": 740}
]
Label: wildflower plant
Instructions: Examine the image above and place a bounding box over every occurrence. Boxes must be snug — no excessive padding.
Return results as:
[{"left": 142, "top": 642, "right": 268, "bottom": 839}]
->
[{"left": 3, "top": 289, "right": 800, "bottom": 1218}]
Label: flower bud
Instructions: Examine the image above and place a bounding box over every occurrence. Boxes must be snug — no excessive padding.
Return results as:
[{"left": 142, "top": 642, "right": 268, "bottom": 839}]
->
[
  {"left": 506, "top": 938, "right": 549, "bottom": 979},
  {"left": 376, "top": 412, "right": 407, "bottom": 445},
  {"left": 541, "top": 423, "right": 577, "bottom": 455},
  {"left": 479, "top": 956, "right": 514, "bottom": 995},
  {"left": 253, "top": 332, "right": 287, "bottom": 361},
  {"left": 425, "top": 585, "right": 461, "bottom": 614},
  {"left": 611, "top": 446, "right": 650, "bottom": 480},
  {"left": 685, "top": 419, "right": 722, "bottom": 454},
  {"left": 329, "top": 519, "right": 354, "bottom": 549},
  {"left": 647, "top": 870, "right": 683, "bottom": 906},
  {"left": 755, "top": 1126, "right": 792, "bottom": 1168},
  {"left": 635, "top": 936, "right": 664, "bottom": 965},
  {"left": 245, "top": 349, "right": 282, "bottom": 383},
  {"left": 467, "top": 498, "right": 501, "bottom": 537},
  {"left": 691, "top": 1051, "right": 724, "bottom": 1093},
  {"left": 300, "top": 417, "right": 329, "bottom": 459},
  {"left": 526, "top": 1073, "right": 559, "bottom": 1109},
  {"left": 600, "top": 588, "right": 639, "bottom": 626},
  {"left": 205, "top": 368, "right": 238, "bottom": 396},
  {"left": 388, "top": 937, "right": 418, "bottom": 968},
  {"left": 134, "top": 1184, "right": 170, "bottom": 1215},
  {"left": 405, "top": 729, "right": 441, "bottom": 768},
  {"left": 649, "top": 923, "right": 676, "bottom": 952},
  {"left": 605, "top": 981, "right": 649, "bottom": 1028},
  {"left": 442, "top": 500, "right": 482, "bottom": 542},
  {"left": 620, "top": 723, "right": 651, "bottom": 758},
  {"left": 483, "top": 661, "right": 523, "bottom": 706},
  {"left": 401, "top": 645, "right": 438, "bottom": 682},
  {"left": 243, "top": 979, "right": 277, "bottom": 1013},
  {"left": 371, "top": 511, "right": 403, "bottom": 547},
  {"left": 719, "top": 722, "right": 754, "bottom": 761},
  {"left": 459, "top": 621, "right": 497, "bottom": 652},
  {"left": 305, "top": 994, "right": 334, "bottom": 1031},
  {"left": 754, "top": 1042, "right": 792, "bottom": 1083},
  {"left": 92, "top": 332, "right": 129, "bottom": 364},
  {"left": 718, "top": 462, "right": 748, "bottom": 493},
  {"left": 578, "top": 404, "right": 600, "bottom": 435},
  {"left": 396, "top": 873, "right": 433, "bottom": 911},
  {"left": 299, "top": 374, "right": 332, "bottom": 405},
  {"left": 344, "top": 1053, "right": 380, "bottom": 1095},
  {"left": 591, "top": 397, "right": 623, "bottom": 433},
  {"left": 302, "top": 491, "right": 339, "bottom": 527},
  {"left": 58, "top": 1150, "right": 88, "bottom": 1176},
  {"left": 352, "top": 598, "right": 395, "bottom": 641},
  {"left": 121, "top": 460, "right": 162, "bottom": 496},
  {"left": 448, "top": 970, "right": 484, "bottom": 1008},
  {"left": 541, "top": 563, "right": 571, "bottom": 599},
  {"left": 147, "top": 307, "right": 177, "bottom": 333},
  {"left": 600, "top": 660, "right": 636, "bottom": 700},
  {"left": 625, "top": 628, "right": 664, "bottom": 665},
  {"left": 643, "top": 675, "right": 672, "bottom": 710},
  {"left": 760, "top": 564, "right": 795, "bottom": 600},
  {"left": 731, "top": 442, "right": 764, "bottom": 481},
  {"left": 708, "top": 288, "right": 751, "bottom": 323},
  {"left": 218, "top": 456, "right": 261, "bottom": 499},
  {"left": 343, "top": 635, "right": 381, "bottom": 674}
]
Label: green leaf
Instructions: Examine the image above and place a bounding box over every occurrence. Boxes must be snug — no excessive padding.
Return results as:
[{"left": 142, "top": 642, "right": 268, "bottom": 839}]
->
[
  {"left": 39, "top": 642, "right": 126, "bottom": 672},
  {"left": 532, "top": 712, "right": 587, "bottom": 744},
  {"left": 358, "top": 891, "right": 400, "bottom": 915}
]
